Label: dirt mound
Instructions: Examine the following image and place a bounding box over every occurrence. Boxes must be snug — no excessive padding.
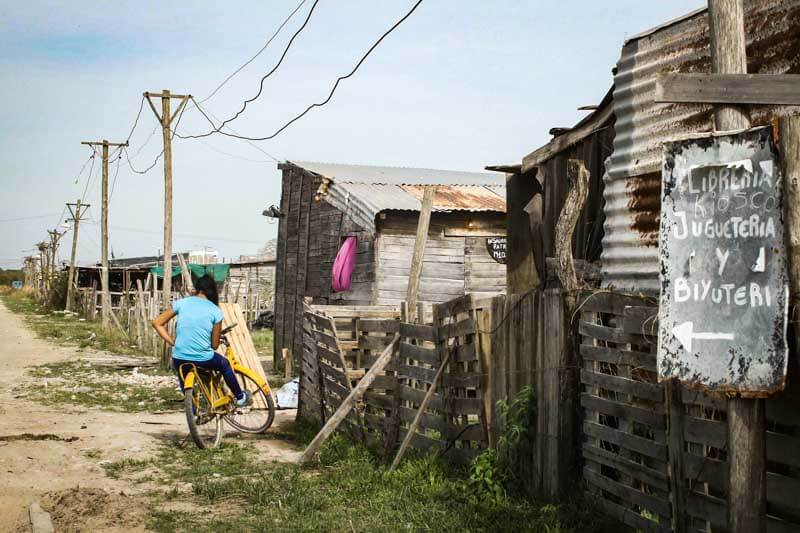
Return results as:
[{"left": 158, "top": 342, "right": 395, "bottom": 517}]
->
[{"left": 42, "top": 487, "right": 148, "bottom": 532}]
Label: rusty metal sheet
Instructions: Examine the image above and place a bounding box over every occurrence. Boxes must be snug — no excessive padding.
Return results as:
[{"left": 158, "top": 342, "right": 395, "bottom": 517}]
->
[
  {"left": 401, "top": 185, "right": 506, "bottom": 212},
  {"left": 657, "top": 126, "right": 788, "bottom": 396}
]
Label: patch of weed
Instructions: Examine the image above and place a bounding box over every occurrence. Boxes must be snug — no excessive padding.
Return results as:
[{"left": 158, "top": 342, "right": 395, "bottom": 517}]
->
[
  {"left": 134, "top": 424, "right": 610, "bottom": 533},
  {"left": 1, "top": 290, "right": 141, "bottom": 356},
  {"left": 24, "top": 360, "right": 180, "bottom": 413}
]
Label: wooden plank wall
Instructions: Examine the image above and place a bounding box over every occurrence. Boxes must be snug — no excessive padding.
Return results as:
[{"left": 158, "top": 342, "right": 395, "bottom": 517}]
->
[
  {"left": 488, "top": 289, "right": 575, "bottom": 500},
  {"left": 273, "top": 166, "right": 376, "bottom": 370},
  {"left": 375, "top": 212, "right": 506, "bottom": 305},
  {"left": 577, "top": 291, "right": 800, "bottom": 532}
]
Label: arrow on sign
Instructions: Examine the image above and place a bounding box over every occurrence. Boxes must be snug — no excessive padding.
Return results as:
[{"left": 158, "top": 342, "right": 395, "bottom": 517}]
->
[{"left": 672, "top": 321, "right": 734, "bottom": 352}]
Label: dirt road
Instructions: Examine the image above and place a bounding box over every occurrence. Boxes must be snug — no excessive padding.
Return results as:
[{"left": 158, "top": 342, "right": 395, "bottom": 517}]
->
[{"left": 0, "top": 301, "right": 298, "bottom": 531}]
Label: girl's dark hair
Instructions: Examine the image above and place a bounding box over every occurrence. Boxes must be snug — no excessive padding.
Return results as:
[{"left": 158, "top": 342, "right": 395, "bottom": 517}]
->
[{"left": 194, "top": 274, "right": 219, "bottom": 305}]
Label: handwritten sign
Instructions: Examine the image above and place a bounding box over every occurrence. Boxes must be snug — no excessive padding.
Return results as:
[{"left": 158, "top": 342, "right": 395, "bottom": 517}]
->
[
  {"left": 658, "top": 127, "right": 788, "bottom": 395},
  {"left": 486, "top": 237, "right": 507, "bottom": 264}
]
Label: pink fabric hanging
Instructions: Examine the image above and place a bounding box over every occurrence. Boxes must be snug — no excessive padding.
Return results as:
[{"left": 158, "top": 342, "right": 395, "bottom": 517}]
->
[{"left": 331, "top": 236, "right": 357, "bottom": 292}]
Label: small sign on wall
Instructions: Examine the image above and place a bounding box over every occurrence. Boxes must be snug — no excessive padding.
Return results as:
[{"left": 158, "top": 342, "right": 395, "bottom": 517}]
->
[
  {"left": 658, "top": 126, "right": 788, "bottom": 396},
  {"left": 486, "top": 237, "right": 507, "bottom": 264}
]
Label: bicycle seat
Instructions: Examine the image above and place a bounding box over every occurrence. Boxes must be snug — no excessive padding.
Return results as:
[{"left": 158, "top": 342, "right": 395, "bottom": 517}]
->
[{"left": 221, "top": 323, "right": 238, "bottom": 335}]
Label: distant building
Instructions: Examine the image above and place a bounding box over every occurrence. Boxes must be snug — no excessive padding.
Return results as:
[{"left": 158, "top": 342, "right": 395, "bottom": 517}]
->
[{"left": 272, "top": 160, "right": 507, "bottom": 363}]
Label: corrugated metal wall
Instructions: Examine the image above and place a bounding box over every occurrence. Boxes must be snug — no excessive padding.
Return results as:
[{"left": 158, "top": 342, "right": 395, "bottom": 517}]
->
[{"left": 603, "top": 0, "right": 800, "bottom": 291}]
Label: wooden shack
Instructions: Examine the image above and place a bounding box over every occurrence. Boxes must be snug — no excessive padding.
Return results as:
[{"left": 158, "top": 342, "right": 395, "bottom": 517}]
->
[{"left": 272, "top": 161, "right": 507, "bottom": 366}]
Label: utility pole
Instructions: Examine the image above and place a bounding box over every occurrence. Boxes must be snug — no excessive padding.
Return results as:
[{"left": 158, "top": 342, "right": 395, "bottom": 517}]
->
[
  {"left": 144, "top": 90, "right": 190, "bottom": 313},
  {"left": 46, "top": 229, "right": 65, "bottom": 299},
  {"left": 81, "top": 140, "right": 127, "bottom": 329},
  {"left": 65, "top": 199, "right": 90, "bottom": 312},
  {"left": 706, "top": 1, "right": 764, "bottom": 531},
  {"left": 36, "top": 242, "right": 48, "bottom": 295},
  {"left": 144, "top": 90, "right": 190, "bottom": 366}
]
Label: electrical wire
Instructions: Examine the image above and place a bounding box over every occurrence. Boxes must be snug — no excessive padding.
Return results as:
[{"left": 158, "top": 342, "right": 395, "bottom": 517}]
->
[
  {"left": 177, "top": 0, "right": 424, "bottom": 142},
  {"left": 109, "top": 151, "right": 124, "bottom": 201},
  {"left": 191, "top": 99, "right": 279, "bottom": 162},
  {"left": 0, "top": 214, "right": 62, "bottom": 223},
  {"left": 198, "top": 0, "right": 309, "bottom": 105},
  {"left": 124, "top": 96, "right": 190, "bottom": 175},
  {"left": 125, "top": 96, "right": 146, "bottom": 143},
  {"left": 190, "top": 0, "right": 320, "bottom": 134}
]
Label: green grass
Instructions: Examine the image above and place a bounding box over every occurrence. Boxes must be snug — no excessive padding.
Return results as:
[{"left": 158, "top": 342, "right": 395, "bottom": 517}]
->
[
  {"left": 250, "top": 328, "right": 273, "bottom": 357},
  {"left": 98, "top": 422, "right": 613, "bottom": 533},
  {"left": 23, "top": 360, "right": 180, "bottom": 413},
  {"left": 1, "top": 289, "right": 142, "bottom": 356}
]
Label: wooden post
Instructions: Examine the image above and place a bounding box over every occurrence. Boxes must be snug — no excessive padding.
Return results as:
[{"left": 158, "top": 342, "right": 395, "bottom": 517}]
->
[
  {"left": 299, "top": 334, "right": 399, "bottom": 463},
  {"left": 554, "top": 160, "right": 589, "bottom": 309},
  {"left": 507, "top": 170, "right": 542, "bottom": 293},
  {"left": 65, "top": 199, "right": 89, "bottom": 312},
  {"left": 406, "top": 186, "right": 436, "bottom": 321},
  {"left": 781, "top": 115, "right": 800, "bottom": 335},
  {"left": 81, "top": 140, "right": 126, "bottom": 327},
  {"left": 144, "top": 90, "right": 189, "bottom": 365},
  {"left": 283, "top": 348, "right": 293, "bottom": 380},
  {"left": 706, "top": 1, "right": 765, "bottom": 530},
  {"left": 666, "top": 379, "right": 687, "bottom": 533}
]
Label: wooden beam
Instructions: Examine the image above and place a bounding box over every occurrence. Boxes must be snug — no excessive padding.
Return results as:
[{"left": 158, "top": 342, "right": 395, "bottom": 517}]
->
[
  {"left": 406, "top": 186, "right": 436, "bottom": 320},
  {"left": 521, "top": 103, "right": 613, "bottom": 172},
  {"left": 389, "top": 349, "right": 450, "bottom": 471},
  {"left": 705, "top": 1, "right": 764, "bottom": 531},
  {"left": 655, "top": 73, "right": 800, "bottom": 105},
  {"left": 298, "top": 334, "right": 399, "bottom": 463}
]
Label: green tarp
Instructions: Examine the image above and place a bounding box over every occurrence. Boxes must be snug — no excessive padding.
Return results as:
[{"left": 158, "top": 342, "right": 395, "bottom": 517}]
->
[{"left": 150, "top": 263, "right": 230, "bottom": 283}]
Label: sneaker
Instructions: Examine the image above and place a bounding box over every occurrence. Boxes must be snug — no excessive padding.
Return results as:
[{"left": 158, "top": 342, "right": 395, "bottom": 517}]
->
[{"left": 235, "top": 390, "right": 252, "bottom": 407}]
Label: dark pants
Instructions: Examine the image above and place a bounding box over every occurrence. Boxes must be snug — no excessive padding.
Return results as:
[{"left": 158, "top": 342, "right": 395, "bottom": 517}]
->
[{"left": 173, "top": 353, "right": 243, "bottom": 398}]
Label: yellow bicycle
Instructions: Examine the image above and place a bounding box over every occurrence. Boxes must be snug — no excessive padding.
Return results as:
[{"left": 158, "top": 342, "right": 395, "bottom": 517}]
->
[{"left": 176, "top": 323, "right": 275, "bottom": 448}]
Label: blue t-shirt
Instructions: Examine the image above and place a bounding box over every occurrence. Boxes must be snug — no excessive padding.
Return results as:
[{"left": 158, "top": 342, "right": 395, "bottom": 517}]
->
[{"left": 172, "top": 296, "right": 224, "bottom": 361}]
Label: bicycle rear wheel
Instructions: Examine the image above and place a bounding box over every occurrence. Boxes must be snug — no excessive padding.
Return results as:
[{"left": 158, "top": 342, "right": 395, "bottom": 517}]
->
[
  {"left": 185, "top": 382, "right": 223, "bottom": 449},
  {"left": 224, "top": 372, "right": 275, "bottom": 434}
]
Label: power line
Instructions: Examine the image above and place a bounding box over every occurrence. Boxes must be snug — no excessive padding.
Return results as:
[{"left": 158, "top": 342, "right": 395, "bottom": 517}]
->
[
  {"left": 125, "top": 96, "right": 146, "bottom": 143},
  {"left": 123, "top": 98, "right": 189, "bottom": 175},
  {"left": 198, "top": 0, "right": 309, "bottom": 105},
  {"left": 191, "top": 100, "right": 279, "bottom": 162},
  {"left": 109, "top": 151, "right": 124, "bottom": 201},
  {"left": 84, "top": 221, "right": 266, "bottom": 244},
  {"left": 0, "top": 214, "right": 62, "bottom": 223},
  {"left": 177, "top": 0, "right": 425, "bottom": 142},
  {"left": 189, "top": 0, "right": 320, "bottom": 134}
]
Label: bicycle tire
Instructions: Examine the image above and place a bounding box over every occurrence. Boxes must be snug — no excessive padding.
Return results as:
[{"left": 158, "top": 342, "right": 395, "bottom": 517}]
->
[
  {"left": 223, "top": 372, "right": 276, "bottom": 434},
  {"left": 185, "top": 386, "right": 223, "bottom": 449}
]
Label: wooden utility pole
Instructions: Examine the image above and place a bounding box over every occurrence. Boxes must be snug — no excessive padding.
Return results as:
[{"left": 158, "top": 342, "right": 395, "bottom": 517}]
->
[
  {"left": 65, "top": 199, "right": 90, "bottom": 312},
  {"left": 81, "top": 140, "right": 127, "bottom": 328},
  {"left": 406, "top": 186, "right": 436, "bottom": 321},
  {"left": 46, "top": 229, "right": 65, "bottom": 296},
  {"left": 144, "top": 90, "right": 190, "bottom": 318},
  {"left": 36, "top": 242, "right": 47, "bottom": 294},
  {"left": 706, "top": 1, "right": 765, "bottom": 531}
]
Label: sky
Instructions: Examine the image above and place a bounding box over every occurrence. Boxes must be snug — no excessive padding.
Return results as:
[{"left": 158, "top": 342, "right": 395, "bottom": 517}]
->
[{"left": 0, "top": 0, "right": 703, "bottom": 269}]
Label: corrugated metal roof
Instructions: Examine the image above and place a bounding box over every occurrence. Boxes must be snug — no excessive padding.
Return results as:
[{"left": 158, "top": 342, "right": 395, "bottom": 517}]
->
[
  {"left": 323, "top": 182, "right": 506, "bottom": 233},
  {"left": 287, "top": 160, "right": 504, "bottom": 186},
  {"left": 603, "top": 0, "right": 800, "bottom": 291}
]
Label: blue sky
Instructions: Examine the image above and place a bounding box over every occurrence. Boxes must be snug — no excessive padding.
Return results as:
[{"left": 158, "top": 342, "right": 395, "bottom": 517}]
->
[{"left": 0, "top": 0, "right": 702, "bottom": 268}]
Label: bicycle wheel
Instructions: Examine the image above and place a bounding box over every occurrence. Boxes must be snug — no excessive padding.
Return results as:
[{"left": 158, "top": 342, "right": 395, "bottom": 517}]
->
[
  {"left": 185, "top": 381, "right": 223, "bottom": 449},
  {"left": 223, "top": 372, "right": 275, "bottom": 434}
]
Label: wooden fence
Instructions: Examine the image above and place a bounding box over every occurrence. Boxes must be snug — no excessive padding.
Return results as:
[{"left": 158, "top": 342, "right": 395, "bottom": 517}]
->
[
  {"left": 300, "top": 294, "right": 542, "bottom": 466},
  {"left": 578, "top": 291, "right": 800, "bottom": 532}
]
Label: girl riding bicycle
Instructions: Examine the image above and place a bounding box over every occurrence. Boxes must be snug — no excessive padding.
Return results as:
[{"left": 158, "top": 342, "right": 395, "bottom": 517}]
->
[{"left": 152, "top": 274, "right": 251, "bottom": 407}]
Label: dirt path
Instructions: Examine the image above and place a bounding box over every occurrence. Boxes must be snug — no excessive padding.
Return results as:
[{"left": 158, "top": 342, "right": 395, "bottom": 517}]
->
[{"left": 0, "top": 301, "right": 299, "bottom": 531}]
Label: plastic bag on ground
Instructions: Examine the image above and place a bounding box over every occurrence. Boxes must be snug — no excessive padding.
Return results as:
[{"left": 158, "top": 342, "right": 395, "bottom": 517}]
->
[{"left": 276, "top": 377, "right": 299, "bottom": 409}]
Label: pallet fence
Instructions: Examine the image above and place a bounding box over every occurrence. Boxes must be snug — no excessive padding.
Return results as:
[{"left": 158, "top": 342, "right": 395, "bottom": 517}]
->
[{"left": 579, "top": 291, "right": 800, "bottom": 532}]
